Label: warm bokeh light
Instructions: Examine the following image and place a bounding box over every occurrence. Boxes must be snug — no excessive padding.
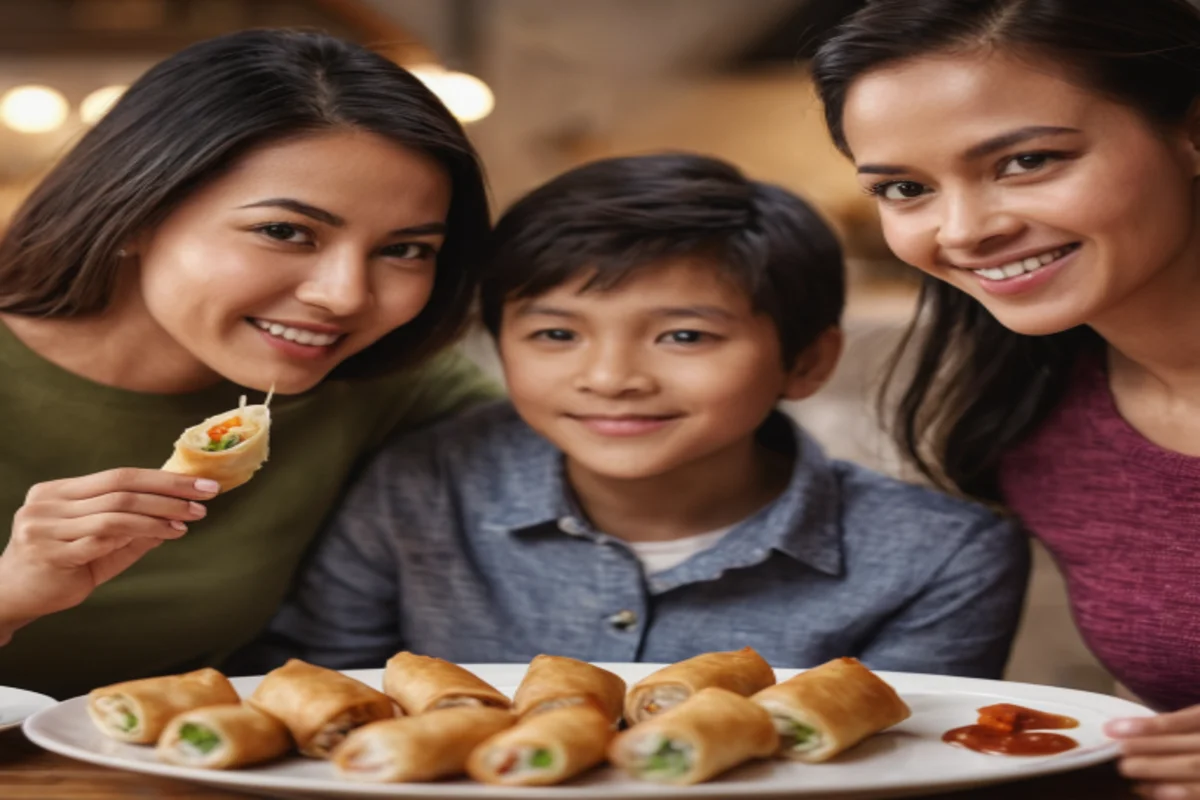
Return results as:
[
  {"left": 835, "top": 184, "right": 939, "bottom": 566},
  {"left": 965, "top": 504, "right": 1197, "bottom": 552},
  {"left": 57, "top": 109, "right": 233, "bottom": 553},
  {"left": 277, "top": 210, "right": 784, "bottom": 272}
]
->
[
  {"left": 408, "top": 64, "right": 495, "bottom": 124},
  {"left": 80, "top": 85, "right": 128, "bottom": 125},
  {"left": 0, "top": 85, "right": 69, "bottom": 133}
]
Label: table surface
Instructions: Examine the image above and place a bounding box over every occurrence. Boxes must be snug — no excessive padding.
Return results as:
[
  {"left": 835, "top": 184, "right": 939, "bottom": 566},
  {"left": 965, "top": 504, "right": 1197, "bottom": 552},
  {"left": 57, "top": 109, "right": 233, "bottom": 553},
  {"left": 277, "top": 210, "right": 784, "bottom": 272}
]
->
[{"left": 0, "top": 727, "right": 1139, "bottom": 800}]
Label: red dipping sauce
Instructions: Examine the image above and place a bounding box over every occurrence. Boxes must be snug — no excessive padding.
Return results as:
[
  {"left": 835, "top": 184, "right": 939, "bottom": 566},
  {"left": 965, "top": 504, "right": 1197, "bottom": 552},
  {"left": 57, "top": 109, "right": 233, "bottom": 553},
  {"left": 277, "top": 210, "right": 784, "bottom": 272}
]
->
[{"left": 943, "top": 704, "right": 1080, "bottom": 756}]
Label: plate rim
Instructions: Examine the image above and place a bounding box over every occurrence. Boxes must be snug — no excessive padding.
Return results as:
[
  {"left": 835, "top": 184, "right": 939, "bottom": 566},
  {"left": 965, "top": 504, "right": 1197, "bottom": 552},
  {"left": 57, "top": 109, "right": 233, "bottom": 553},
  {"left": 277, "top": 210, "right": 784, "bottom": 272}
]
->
[{"left": 0, "top": 684, "right": 57, "bottom": 732}]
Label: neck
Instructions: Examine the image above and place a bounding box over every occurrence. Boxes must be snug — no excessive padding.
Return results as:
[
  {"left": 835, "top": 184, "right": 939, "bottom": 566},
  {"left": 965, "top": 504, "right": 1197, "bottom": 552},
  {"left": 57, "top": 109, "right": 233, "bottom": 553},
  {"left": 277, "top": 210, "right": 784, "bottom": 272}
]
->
[
  {"left": 0, "top": 276, "right": 223, "bottom": 395},
  {"left": 1089, "top": 215, "right": 1200, "bottom": 396},
  {"left": 566, "top": 431, "right": 792, "bottom": 543}
]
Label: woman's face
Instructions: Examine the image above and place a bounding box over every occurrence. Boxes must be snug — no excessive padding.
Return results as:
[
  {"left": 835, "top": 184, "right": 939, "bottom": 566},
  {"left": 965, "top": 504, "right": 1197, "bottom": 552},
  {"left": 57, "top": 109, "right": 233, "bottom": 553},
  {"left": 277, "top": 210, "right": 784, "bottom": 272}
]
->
[
  {"left": 841, "top": 50, "right": 1200, "bottom": 336},
  {"left": 134, "top": 129, "right": 451, "bottom": 393}
]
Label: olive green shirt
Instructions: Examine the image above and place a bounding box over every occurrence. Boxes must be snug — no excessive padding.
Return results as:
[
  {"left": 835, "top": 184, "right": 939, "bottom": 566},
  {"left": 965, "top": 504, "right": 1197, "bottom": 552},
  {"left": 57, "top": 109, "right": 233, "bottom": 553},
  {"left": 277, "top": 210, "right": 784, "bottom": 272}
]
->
[{"left": 0, "top": 321, "right": 499, "bottom": 697}]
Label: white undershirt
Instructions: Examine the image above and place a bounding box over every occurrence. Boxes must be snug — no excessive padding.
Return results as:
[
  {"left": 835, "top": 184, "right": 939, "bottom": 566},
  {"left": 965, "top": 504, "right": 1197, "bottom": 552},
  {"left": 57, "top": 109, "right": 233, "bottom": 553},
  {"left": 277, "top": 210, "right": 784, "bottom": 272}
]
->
[{"left": 625, "top": 526, "right": 734, "bottom": 575}]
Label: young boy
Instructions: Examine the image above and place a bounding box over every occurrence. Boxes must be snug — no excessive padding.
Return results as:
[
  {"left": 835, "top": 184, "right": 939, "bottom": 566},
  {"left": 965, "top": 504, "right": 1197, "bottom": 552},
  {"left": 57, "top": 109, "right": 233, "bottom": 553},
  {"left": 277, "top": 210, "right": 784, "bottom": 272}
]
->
[{"left": 252, "top": 154, "right": 1029, "bottom": 678}]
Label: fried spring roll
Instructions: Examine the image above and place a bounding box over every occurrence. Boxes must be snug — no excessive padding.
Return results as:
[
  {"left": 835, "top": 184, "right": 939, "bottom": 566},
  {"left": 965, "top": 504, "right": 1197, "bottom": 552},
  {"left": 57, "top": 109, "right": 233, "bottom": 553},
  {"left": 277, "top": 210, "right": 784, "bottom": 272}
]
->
[
  {"left": 162, "top": 395, "right": 271, "bottom": 493},
  {"left": 512, "top": 655, "right": 626, "bottom": 724},
  {"left": 624, "top": 647, "right": 776, "bottom": 724},
  {"left": 383, "top": 652, "right": 511, "bottom": 714},
  {"left": 248, "top": 659, "right": 394, "bottom": 758},
  {"left": 332, "top": 706, "right": 515, "bottom": 782},
  {"left": 608, "top": 687, "right": 778, "bottom": 785},
  {"left": 156, "top": 703, "right": 292, "bottom": 769},
  {"left": 87, "top": 667, "right": 239, "bottom": 744},
  {"left": 468, "top": 704, "right": 613, "bottom": 786},
  {"left": 750, "top": 657, "right": 911, "bottom": 762}
]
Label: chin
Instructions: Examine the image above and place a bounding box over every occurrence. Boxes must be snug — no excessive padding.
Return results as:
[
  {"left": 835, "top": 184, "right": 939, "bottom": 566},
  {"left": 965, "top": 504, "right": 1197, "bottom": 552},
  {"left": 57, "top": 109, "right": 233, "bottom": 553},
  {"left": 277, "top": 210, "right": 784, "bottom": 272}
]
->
[{"left": 987, "top": 306, "right": 1092, "bottom": 338}]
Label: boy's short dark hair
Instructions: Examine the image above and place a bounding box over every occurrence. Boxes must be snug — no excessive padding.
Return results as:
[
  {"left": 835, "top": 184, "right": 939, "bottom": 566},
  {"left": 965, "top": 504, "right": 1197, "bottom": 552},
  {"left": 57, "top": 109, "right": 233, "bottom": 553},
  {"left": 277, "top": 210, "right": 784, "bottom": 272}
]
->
[{"left": 480, "top": 152, "right": 845, "bottom": 365}]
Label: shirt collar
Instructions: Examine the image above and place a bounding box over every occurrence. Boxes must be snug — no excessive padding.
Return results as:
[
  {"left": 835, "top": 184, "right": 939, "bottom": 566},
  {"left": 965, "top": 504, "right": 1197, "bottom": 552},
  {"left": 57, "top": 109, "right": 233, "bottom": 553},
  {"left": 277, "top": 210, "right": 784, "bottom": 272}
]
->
[{"left": 479, "top": 411, "right": 845, "bottom": 581}]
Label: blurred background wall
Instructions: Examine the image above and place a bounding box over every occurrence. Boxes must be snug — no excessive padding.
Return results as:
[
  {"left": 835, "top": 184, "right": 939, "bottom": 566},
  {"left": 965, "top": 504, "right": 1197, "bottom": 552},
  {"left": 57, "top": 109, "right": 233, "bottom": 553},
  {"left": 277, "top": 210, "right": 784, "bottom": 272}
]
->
[{"left": 0, "top": 0, "right": 1111, "bottom": 693}]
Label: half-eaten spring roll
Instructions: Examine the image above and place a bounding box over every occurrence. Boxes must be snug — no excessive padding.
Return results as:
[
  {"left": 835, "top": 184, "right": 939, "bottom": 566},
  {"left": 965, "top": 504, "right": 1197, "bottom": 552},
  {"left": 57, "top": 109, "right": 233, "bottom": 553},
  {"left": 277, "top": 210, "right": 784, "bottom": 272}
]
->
[
  {"left": 248, "top": 659, "right": 394, "bottom": 758},
  {"left": 332, "top": 706, "right": 515, "bottom": 782},
  {"left": 468, "top": 704, "right": 613, "bottom": 786},
  {"left": 624, "top": 646, "right": 776, "bottom": 725},
  {"left": 162, "top": 393, "right": 271, "bottom": 493},
  {"left": 87, "top": 667, "right": 239, "bottom": 744},
  {"left": 608, "top": 687, "right": 778, "bottom": 785},
  {"left": 383, "top": 652, "right": 511, "bottom": 715},
  {"left": 513, "top": 655, "right": 626, "bottom": 724},
  {"left": 750, "top": 657, "right": 911, "bottom": 762},
  {"left": 156, "top": 703, "right": 292, "bottom": 769}
]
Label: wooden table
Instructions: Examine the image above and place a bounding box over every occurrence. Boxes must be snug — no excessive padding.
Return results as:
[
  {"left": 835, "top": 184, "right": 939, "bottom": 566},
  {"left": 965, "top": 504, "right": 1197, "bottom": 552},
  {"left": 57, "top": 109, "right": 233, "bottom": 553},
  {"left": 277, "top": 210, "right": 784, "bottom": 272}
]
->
[{"left": 0, "top": 727, "right": 1139, "bottom": 799}]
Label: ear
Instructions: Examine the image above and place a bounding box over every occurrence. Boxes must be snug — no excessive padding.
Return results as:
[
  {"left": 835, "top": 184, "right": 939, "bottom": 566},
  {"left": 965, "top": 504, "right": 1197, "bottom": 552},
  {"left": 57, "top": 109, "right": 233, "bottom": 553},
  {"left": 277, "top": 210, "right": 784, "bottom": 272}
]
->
[{"left": 781, "top": 326, "right": 844, "bottom": 401}]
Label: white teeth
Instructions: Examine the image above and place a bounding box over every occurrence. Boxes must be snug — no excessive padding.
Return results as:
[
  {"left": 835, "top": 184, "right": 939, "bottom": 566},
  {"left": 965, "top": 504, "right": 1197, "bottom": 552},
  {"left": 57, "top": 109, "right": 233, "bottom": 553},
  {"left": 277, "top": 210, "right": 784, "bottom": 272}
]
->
[
  {"left": 973, "top": 246, "right": 1074, "bottom": 281},
  {"left": 252, "top": 319, "right": 340, "bottom": 347}
]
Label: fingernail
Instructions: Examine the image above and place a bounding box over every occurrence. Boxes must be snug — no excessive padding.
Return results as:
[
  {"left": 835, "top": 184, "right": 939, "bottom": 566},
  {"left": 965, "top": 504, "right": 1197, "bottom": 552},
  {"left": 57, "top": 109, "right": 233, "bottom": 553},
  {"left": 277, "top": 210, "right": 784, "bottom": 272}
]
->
[
  {"left": 194, "top": 479, "right": 220, "bottom": 494},
  {"left": 188, "top": 502, "right": 207, "bottom": 518},
  {"left": 1155, "top": 786, "right": 1188, "bottom": 800},
  {"left": 1107, "top": 718, "right": 1143, "bottom": 736},
  {"left": 169, "top": 520, "right": 187, "bottom": 531}
]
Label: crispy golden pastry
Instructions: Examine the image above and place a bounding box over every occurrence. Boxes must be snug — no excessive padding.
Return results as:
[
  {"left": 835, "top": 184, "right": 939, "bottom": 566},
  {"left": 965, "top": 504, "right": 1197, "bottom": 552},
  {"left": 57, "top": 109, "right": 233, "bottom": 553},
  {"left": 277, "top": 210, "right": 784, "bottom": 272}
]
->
[
  {"left": 624, "top": 647, "right": 776, "bottom": 724},
  {"left": 332, "top": 706, "right": 515, "bottom": 782},
  {"left": 382, "top": 652, "right": 511, "bottom": 715},
  {"left": 751, "top": 657, "right": 911, "bottom": 762},
  {"left": 162, "top": 394, "right": 271, "bottom": 492},
  {"left": 608, "top": 687, "right": 778, "bottom": 785},
  {"left": 512, "top": 655, "right": 626, "bottom": 724},
  {"left": 468, "top": 704, "right": 613, "bottom": 786},
  {"left": 156, "top": 703, "right": 292, "bottom": 769},
  {"left": 87, "top": 667, "right": 239, "bottom": 744},
  {"left": 248, "top": 659, "right": 394, "bottom": 758}
]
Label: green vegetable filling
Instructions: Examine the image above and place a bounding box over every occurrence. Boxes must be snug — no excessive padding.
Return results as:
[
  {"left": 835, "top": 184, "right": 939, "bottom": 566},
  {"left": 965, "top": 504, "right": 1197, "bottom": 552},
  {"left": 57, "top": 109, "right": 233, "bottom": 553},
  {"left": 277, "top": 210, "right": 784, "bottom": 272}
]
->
[
  {"left": 643, "top": 739, "right": 690, "bottom": 777},
  {"left": 178, "top": 723, "right": 222, "bottom": 755},
  {"left": 789, "top": 721, "right": 819, "bottom": 748},
  {"left": 203, "top": 434, "right": 242, "bottom": 452},
  {"left": 529, "top": 748, "right": 554, "bottom": 769},
  {"left": 117, "top": 712, "right": 138, "bottom": 732}
]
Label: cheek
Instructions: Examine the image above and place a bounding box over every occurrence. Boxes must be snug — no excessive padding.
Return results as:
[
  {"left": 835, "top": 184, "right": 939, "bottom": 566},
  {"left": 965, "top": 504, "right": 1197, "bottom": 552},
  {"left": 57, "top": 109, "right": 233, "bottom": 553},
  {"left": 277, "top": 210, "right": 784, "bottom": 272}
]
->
[
  {"left": 669, "top": 351, "right": 784, "bottom": 415},
  {"left": 879, "top": 213, "right": 937, "bottom": 271},
  {"left": 373, "top": 270, "right": 438, "bottom": 328},
  {"left": 140, "top": 237, "right": 276, "bottom": 328}
]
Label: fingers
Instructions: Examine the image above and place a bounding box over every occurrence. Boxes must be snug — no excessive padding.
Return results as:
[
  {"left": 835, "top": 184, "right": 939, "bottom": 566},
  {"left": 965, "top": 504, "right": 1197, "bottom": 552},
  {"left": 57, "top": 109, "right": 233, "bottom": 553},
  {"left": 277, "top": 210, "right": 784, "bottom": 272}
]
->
[
  {"left": 1122, "top": 753, "right": 1200, "bottom": 782},
  {"left": 27, "top": 469, "right": 221, "bottom": 503},
  {"left": 58, "top": 527, "right": 178, "bottom": 567},
  {"left": 1133, "top": 781, "right": 1200, "bottom": 800},
  {"left": 51, "top": 513, "right": 189, "bottom": 546},
  {"left": 49, "top": 492, "right": 208, "bottom": 523},
  {"left": 1110, "top": 708, "right": 1200, "bottom": 738},
  {"left": 1124, "top": 736, "right": 1200, "bottom": 757}
]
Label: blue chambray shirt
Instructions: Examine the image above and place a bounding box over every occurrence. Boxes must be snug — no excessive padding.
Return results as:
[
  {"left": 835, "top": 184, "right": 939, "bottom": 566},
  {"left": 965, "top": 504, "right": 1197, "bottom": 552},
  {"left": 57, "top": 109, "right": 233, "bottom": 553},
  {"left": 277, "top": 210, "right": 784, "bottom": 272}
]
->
[{"left": 245, "top": 401, "right": 1029, "bottom": 678}]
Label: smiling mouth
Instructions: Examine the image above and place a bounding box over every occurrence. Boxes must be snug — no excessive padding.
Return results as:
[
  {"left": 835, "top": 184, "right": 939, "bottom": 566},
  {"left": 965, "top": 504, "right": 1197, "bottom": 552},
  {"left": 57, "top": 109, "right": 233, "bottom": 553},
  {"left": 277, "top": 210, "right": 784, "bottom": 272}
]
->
[
  {"left": 566, "top": 414, "right": 683, "bottom": 436},
  {"left": 967, "top": 243, "right": 1080, "bottom": 281},
  {"left": 248, "top": 318, "right": 345, "bottom": 347}
]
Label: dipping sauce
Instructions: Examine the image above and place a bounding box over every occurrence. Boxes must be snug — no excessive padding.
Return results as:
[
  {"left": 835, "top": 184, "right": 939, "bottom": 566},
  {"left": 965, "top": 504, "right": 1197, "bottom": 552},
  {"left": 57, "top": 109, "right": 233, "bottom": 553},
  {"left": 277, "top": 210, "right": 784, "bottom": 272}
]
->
[{"left": 943, "top": 704, "right": 1080, "bottom": 756}]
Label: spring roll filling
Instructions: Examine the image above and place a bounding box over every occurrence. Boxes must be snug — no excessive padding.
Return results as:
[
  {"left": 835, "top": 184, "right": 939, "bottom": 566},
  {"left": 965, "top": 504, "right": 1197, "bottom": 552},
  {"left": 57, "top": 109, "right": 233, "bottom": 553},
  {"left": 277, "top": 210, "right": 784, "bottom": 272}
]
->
[
  {"left": 489, "top": 745, "right": 556, "bottom": 777},
  {"left": 640, "top": 685, "right": 691, "bottom": 717},
  {"left": 771, "top": 714, "right": 823, "bottom": 753},
  {"left": 308, "top": 707, "right": 380, "bottom": 754},
  {"left": 632, "top": 735, "right": 693, "bottom": 778},
  {"left": 96, "top": 695, "right": 139, "bottom": 734},
  {"left": 342, "top": 738, "right": 394, "bottom": 775},
  {"left": 202, "top": 417, "right": 248, "bottom": 451},
  {"left": 430, "top": 695, "right": 507, "bottom": 711},
  {"left": 176, "top": 722, "right": 224, "bottom": 758}
]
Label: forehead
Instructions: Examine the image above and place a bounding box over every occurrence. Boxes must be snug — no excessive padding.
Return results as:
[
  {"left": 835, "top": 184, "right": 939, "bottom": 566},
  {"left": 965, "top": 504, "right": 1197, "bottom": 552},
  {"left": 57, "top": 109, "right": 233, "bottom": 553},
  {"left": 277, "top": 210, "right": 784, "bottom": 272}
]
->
[
  {"left": 841, "top": 50, "right": 1103, "bottom": 161},
  {"left": 517, "top": 255, "right": 755, "bottom": 312},
  {"left": 194, "top": 129, "right": 451, "bottom": 217}
]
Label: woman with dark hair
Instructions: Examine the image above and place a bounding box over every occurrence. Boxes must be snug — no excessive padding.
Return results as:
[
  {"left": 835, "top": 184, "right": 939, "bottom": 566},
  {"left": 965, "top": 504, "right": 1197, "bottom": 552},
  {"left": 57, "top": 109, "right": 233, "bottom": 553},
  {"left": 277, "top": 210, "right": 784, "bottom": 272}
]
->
[
  {"left": 811, "top": 0, "right": 1200, "bottom": 796},
  {"left": 0, "top": 29, "right": 497, "bottom": 697}
]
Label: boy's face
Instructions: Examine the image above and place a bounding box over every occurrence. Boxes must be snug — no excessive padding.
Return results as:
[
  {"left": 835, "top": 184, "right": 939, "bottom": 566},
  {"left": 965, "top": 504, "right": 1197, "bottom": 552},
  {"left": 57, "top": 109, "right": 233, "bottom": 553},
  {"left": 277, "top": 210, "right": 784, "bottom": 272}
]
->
[{"left": 498, "top": 256, "right": 832, "bottom": 481}]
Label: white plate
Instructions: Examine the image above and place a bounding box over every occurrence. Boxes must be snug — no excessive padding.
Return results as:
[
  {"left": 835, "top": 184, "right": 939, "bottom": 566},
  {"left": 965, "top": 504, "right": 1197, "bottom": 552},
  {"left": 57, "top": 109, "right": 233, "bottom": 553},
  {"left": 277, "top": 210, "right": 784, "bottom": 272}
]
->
[
  {"left": 24, "top": 664, "right": 1149, "bottom": 800},
  {"left": 0, "top": 684, "right": 56, "bottom": 732}
]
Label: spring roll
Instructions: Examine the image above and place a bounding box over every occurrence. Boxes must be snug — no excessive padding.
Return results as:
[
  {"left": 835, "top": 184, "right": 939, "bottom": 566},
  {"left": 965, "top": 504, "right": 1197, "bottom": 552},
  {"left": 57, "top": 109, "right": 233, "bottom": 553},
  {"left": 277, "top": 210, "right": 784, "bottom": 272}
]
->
[
  {"left": 624, "top": 646, "right": 776, "bottom": 724},
  {"left": 751, "top": 657, "right": 911, "bottom": 762},
  {"left": 383, "top": 652, "right": 511, "bottom": 715},
  {"left": 248, "top": 659, "right": 394, "bottom": 758},
  {"left": 468, "top": 704, "right": 613, "bottom": 786},
  {"left": 332, "top": 706, "right": 515, "bottom": 782},
  {"left": 87, "top": 667, "right": 239, "bottom": 744},
  {"left": 162, "top": 394, "right": 270, "bottom": 492},
  {"left": 608, "top": 687, "right": 778, "bottom": 785},
  {"left": 512, "top": 655, "right": 626, "bottom": 724},
  {"left": 156, "top": 703, "right": 292, "bottom": 769}
]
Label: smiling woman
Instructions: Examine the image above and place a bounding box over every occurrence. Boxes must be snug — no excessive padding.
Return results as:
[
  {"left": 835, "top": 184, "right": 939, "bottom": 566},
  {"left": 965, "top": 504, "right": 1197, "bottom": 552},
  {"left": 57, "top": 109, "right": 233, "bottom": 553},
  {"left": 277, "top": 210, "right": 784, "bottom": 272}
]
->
[{"left": 0, "top": 29, "right": 498, "bottom": 697}]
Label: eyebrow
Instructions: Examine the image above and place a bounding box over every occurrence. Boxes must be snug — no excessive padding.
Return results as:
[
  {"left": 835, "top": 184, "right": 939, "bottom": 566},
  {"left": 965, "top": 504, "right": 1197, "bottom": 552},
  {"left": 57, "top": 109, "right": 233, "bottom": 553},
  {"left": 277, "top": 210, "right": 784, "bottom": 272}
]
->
[
  {"left": 856, "top": 125, "right": 1082, "bottom": 176},
  {"left": 512, "top": 304, "right": 737, "bottom": 321},
  {"left": 238, "top": 198, "right": 447, "bottom": 237}
]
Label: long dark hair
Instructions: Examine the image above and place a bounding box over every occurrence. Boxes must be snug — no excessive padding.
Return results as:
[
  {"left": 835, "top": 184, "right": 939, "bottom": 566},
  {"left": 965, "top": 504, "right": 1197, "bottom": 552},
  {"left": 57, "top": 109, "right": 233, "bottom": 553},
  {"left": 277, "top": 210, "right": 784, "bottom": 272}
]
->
[
  {"left": 0, "top": 29, "right": 490, "bottom": 377},
  {"left": 811, "top": 0, "right": 1200, "bottom": 502}
]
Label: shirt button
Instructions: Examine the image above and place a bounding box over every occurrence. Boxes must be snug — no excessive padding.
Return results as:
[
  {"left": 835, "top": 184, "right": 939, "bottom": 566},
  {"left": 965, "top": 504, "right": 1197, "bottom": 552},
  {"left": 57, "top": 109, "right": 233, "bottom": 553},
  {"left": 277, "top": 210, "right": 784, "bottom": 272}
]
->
[
  {"left": 558, "top": 516, "right": 586, "bottom": 535},
  {"left": 608, "top": 610, "right": 638, "bottom": 630}
]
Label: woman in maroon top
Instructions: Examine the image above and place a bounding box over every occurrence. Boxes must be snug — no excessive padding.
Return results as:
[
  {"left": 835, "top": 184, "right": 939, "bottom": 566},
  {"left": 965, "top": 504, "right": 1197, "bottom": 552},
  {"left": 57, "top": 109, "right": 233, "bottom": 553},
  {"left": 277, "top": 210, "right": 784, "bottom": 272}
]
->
[{"left": 812, "top": 1, "right": 1200, "bottom": 798}]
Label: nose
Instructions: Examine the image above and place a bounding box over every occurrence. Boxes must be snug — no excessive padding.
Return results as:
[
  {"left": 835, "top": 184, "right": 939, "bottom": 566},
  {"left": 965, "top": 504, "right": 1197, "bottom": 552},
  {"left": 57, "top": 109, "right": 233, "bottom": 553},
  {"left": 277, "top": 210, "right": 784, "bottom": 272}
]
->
[
  {"left": 573, "top": 339, "right": 655, "bottom": 397},
  {"left": 294, "top": 247, "right": 373, "bottom": 317},
  {"left": 935, "top": 187, "right": 1023, "bottom": 253}
]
